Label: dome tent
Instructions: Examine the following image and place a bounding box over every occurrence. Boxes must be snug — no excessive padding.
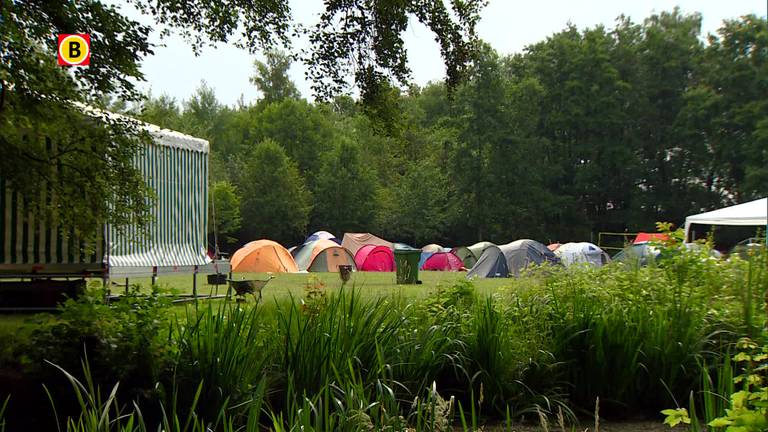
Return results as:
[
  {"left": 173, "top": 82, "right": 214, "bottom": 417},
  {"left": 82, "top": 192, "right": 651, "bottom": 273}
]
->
[
  {"left": 451, "top": 246, "right": 476, "bottom": 268},
  {"left": 305, "top": 230, "right": 340, "bottom": 244},
  {"left": 291, "top": 231, "right": 341, "bottom": 259},
  {"left": 421, "top": 251, "right": 464, "bottom": 271},
  {"left": 421, "top": 244, "right": 444, "bottom": 253},
  {"left": 293, "top": 239, "right": 356, "bottom": 272},
  {"left": 467, "top": 239, "right": 559, "bottom": 278},
  {"left": 354, "top": 245, "right": 395, "bottom": 271},
  {"left": 342, "top": 233, "right": 393, "bottom": 256},
  {"left": 555, "top": 242, "right": 610, "bottom": 267},
  {"left": 231, "top": 240, "right": 298, "bottom": 273},
  {"left": 465, "top": 246, "right": 508, "bottom": 278},
  {"left": 452, "top": 241, "right": 496, "bottom": 269}
]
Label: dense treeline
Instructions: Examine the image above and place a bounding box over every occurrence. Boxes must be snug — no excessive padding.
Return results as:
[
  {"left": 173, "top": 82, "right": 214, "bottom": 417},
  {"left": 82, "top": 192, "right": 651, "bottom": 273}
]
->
[{"left": 130, "top": 10, "right": 767, "bottom": 251}]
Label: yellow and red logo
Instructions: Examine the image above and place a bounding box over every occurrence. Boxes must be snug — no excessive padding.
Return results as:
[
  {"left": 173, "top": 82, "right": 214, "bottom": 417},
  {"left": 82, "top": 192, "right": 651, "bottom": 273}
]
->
[{"left": 57, "top": 34, "right": 91, "bottom": 66}]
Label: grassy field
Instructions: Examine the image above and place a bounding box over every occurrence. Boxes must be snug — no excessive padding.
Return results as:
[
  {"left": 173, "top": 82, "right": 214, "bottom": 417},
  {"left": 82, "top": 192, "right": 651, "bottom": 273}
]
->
[
  {"left": 0, "top": 271, "right": 510, "bottom": 335},
  {"left": 0, "top": 247, "right": 763, "bottom": 431},
  {"left": 126, "top": 270, "right": 512, "bottom": 298}
]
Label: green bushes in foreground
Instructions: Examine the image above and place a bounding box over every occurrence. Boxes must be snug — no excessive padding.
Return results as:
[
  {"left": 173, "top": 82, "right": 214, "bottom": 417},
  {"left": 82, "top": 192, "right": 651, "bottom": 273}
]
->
[{"left": 0, "top": 244, "right": 765, "bottom": 430}]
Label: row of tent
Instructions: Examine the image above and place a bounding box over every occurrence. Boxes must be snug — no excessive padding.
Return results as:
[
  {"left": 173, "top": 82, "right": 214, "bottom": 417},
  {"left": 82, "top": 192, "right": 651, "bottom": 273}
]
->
[{"left": 230, "top": 231, "right": 614, "bottom": 278}]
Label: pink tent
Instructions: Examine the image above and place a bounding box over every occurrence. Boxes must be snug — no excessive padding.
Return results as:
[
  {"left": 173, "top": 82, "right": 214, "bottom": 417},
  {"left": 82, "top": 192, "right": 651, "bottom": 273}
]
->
[
  {"left": 354, "top": 245, "right": 395, "bottom": 272},
  {"left": 421, "top": 252, "right": 464, "bottom": 271}
]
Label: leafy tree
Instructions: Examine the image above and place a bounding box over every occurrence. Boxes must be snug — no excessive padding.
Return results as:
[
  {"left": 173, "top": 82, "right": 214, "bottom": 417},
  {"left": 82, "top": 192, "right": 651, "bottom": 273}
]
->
[
  {"left": 629, "top": 10, "right": 711, "bottom": 225},
  {"left": 2, "top": 0, "right": 480, "bottom": 238},
  {"left": 250, "top": 50, "right": 301, "bottom": 103},
  {"left": 250, "top": 99, "right": 334, "bottom": 182},
  {"left": 137, "top": 93, "right": 182, "bottom": 130},
  {"left": 681, "top": 15, "right": 768, "bottom": 201},
  {"left": 312, "top": 139, "right": 378, "bottom": 235},
  {"left": 180, "top": 81, "right": 222, "bottom": 139},
  {"left": 209, "top": 181, "right": 242, "bottom": 251},
  {"left": 376, "top": 159, "right": 449, "bottom": 246},
  {"left": 1, "top": 0, "right": 153, "bottom": 238},
  {"left": 237, "top": 139, "right": 311, "bottom": 245},
  {"left": 446, "top": 44, "right": 556, "bottom": 242}
]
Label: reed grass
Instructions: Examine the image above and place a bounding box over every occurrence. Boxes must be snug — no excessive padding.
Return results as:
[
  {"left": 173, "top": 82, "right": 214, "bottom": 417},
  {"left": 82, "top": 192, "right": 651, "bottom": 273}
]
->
[{"left": 10, "top": 244, "right": 765, "bottom": 430}]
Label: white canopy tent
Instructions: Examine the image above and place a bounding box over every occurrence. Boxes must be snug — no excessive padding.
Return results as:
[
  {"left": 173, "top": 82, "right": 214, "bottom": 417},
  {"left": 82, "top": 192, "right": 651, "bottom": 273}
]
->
[{"left": 684, "top": 198, "right": 767, "bottom": 242}]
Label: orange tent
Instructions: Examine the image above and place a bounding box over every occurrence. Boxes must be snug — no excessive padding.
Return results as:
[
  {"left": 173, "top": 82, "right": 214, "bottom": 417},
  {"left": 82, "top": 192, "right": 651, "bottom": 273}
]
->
[{"left": 231, "top": 240, "right": 298, "bottom": 273}]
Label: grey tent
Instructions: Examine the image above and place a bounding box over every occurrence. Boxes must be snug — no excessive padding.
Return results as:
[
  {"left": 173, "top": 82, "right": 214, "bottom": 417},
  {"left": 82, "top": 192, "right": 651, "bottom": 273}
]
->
[
  {"left": 451, "top": 246, "right": 476, "bottom": 268},
  {"left": 467, "top": 239, "right": 560, "bottom": 278},
  {"left": 468, "top": 241, "right": 495, "bottom": 259},
  {"left": 466, "top": 245, "right": 508, "bottom": 278}
]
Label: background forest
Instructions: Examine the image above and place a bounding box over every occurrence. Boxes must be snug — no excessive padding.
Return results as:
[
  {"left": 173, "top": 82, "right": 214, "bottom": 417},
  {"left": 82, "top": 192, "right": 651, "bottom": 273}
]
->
[{"left": 115, "top": 10, "right": 767, "bottom": 251}]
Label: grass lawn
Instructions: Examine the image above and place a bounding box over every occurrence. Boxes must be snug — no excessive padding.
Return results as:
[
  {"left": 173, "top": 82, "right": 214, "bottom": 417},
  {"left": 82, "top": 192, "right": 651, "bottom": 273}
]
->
[
  {"left": 114, "top": 270, "right": 513, "bottom": 301},
  {"left": 0, "top": 271, "right": 514, "bottom": 334}
]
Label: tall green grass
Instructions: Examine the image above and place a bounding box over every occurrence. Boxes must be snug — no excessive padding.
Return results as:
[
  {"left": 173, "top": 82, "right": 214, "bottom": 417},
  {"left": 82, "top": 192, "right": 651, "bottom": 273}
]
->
[
  {"left": 9, "top": 243, "right": 765, "bottom": 430},
  {"left": 172, "top": 303, "right": 271, "bottom": 422}
]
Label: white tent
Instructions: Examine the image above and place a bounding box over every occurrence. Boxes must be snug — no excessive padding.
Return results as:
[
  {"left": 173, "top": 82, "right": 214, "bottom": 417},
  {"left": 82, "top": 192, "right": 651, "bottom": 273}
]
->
[
  {"left": 684, "top": 198, "right": 767, "bottom": 242},
  {"left": 555, "top": 242, "right": 610, "bottom": 267}
]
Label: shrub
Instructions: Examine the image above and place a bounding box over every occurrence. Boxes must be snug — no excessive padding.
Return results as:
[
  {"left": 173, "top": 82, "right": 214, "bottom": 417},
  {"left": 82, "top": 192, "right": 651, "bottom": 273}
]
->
[{"left": 20, "top": 287, "right": 173, "bottom": 404}]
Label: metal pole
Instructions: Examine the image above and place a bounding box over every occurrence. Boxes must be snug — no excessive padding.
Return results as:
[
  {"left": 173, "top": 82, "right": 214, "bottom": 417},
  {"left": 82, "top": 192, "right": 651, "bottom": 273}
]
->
[
  {"left": 225, "top": 270, "right": 233, "bottom": 300},
  {"left": 193, "top": 266, "right": 198, "bottom": 310},
  {"left": 124, "top": 277, "right": 129, "bottom": 295}
]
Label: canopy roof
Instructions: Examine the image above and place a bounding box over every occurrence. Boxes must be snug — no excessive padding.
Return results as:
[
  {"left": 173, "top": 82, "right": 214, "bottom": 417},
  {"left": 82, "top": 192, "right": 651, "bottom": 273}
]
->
[
  {"left": 231, "top": 240, "right": 298, "bottom": 273},
  {"left": 634, "top": 233, "right": 668, "bottom": 244},
  {"left": 342, "top": 233, "right": 393, "bottom": 256},
  {"left": 685, "top": 198, "right": 767, "bottom": 241},
  {"left": 79, "top": 103, "right": 209, "bottom": 153}
]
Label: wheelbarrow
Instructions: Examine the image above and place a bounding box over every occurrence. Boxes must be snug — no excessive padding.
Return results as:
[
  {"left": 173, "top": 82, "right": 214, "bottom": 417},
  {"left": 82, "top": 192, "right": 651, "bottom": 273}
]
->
[{"left": 227, "top": 276, "right": 275, "bottom": 302}]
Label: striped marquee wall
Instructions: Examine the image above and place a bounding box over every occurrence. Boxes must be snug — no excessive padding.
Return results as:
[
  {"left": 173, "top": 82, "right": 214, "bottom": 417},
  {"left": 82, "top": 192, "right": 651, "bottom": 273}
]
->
[
  {"left": 108, "top": 141, "right": 209, "bottom": 268},
  {"left": 1, "top": 123, "right": 210, "bottom": 275},
  {"left": 0, "top": 179, "right": 104, "bottom": 269}
]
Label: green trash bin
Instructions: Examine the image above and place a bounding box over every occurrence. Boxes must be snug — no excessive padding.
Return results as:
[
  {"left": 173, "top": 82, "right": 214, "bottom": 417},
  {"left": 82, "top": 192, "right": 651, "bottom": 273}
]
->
[{"left": 394, "top": 249, "right": 421, "bottom": 284}]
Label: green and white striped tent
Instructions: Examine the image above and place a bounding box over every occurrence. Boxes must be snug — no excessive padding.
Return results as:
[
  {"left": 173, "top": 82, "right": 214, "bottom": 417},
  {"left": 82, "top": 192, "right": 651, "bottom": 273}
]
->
[{"left": 1, "top": 111, "right": 211, "bottom": 277}]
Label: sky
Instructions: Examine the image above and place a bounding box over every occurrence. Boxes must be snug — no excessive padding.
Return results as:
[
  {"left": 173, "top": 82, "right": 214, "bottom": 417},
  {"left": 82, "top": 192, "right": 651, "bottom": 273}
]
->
[{"left": 119, "top": 0, "right": 767, "bottom": 107}]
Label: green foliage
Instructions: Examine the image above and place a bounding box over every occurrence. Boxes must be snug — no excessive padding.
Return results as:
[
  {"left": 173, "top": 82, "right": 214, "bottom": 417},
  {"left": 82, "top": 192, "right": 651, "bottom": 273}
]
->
[
  {"left": 664, "top": 339, "right": 768, "bottom": 432},
  {"left": 250, "top": 99, "right": 334, "bottom": 180},
  {"left": 5, "top": 252, "right": 764, "bottom": 429},
  {"left": 0, "top": 395, "right": 7, "bottom": 432},
  {"left": 250, "top": 50, "right": 301, "bottom": 104},
  {"left": 312, "top": 139, "right": 378, "bottom": 234},
  {"left": 21, "top": 288, "right": 172, "bottom": 400},
  {"left": 707, "top": 339, "right": 768, "bottom": 431},
  {"left": 376, "top": 159, "right": 450, "bottom": 245},
  {"left": 209, "top": 180, "right": 242, "bottom": 248},
  {"left": 237, "top": 139, "right": 312, "bottom": 244},
  {"left": 172, "top": 304, "right": 271, "bottom": 422},
  {"left": 1, "top": 0, "right": 155, "bottom": 239},
  {"left": 137, "top": 93, "right": 182, "bottom": 130}
]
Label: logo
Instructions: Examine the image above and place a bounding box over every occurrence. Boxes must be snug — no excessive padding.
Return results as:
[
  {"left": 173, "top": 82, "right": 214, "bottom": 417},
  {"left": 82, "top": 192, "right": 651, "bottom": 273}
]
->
[{"left": 57, "top": 34, "right": 91, "bottom": 66}]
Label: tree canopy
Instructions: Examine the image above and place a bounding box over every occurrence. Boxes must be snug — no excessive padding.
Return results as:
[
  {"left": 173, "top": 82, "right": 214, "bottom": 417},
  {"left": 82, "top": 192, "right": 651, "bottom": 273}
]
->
[
  {"left": 0, "top": 0, "right": 483, "bottom": 240},
  {"left": 155, "top": 10, "right": 766, "bottom": 249}
]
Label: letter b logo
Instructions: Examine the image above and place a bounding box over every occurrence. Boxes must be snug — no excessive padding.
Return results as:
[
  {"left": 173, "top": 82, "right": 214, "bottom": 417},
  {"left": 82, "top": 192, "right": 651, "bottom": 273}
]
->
[{"left": 58, "top": 34, "right": 91, "bottom": 66}]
